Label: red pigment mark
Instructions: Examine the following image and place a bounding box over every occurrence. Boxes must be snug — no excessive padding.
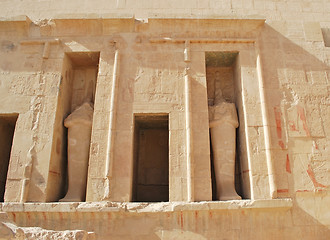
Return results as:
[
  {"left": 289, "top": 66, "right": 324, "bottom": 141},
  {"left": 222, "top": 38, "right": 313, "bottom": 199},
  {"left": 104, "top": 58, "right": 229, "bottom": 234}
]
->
[
  {"left": 27, "top": 212, "right": 31, "bottom": 221},
  {"left": 274, "top": 107, "right": 285, "bottom": 149},
  {"left": 297, "top": 189, "right": 325, "bottom": 193},
  {"left": 49, "top": 171, "right": 60, "bottom": 176},
  {"left": 42, "top": 212, "right": 47, "bottom": 221},
  {"left": 288, "top": 121, "right": 297, "bottom": 131},
  {"left": 12, "top": 213, "right": 16, "bottom": 222},
  {"left": 307, "top": 164, "right": 326, "bottom": 188},
  {"left": 59, "top": 212, "right": 63, "bottom": 221},
  {"left": 278, "top": 140, "right": 285, "bottom": 150},
  {"left": 314, "top": 142, "right": 319, "bottom": 150},
  {"left": 195, "top": 211, "right": 198, "bottom": 220},
  {"left": 209, "top": 211, "right": 213, "bottom": 219},
  {"left": 180, "top": 211, "right": 184, "bottom": 230},
  {"left": 166, "top": 213, "right": 170, "bottom": 218},
  {"left": 286, "top": 154, "right": 291, "bottom": 173},
  {"left": 274, "top": 107, "right": 282, "bottom": 139},
  {"left": 297, "top": 106, "right": 310, "bottom": 136},
  {"left": 242, "top": 170, "right": 250, "bottom": 174},
  {"left": 177, "top": 213, "right": 180, "bottom": 225},
  {"left": 277, "top": 189, "right": 289, "bottom": 193},
  {"left": 296, "top": 190, "right": 312, "bottom": 193},
  {"left": 316, "top": 188, "right": 325, "bottom": 192}
]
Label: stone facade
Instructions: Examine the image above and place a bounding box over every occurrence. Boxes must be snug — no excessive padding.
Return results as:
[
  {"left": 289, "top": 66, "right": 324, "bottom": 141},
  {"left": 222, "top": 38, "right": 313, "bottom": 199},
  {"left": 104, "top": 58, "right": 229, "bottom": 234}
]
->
[{"left": 0, "top": 0, "right": 329, "bottom": 239}]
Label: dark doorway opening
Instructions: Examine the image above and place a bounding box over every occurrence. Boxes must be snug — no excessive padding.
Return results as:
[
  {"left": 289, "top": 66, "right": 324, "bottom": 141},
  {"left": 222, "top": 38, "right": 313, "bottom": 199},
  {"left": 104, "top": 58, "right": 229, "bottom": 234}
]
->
[
  {"left": 133, "top": 114, "right": 169, "bottom": 202},
  {"left": 0, "top": 114, "right": 18, "bottom": 202}
]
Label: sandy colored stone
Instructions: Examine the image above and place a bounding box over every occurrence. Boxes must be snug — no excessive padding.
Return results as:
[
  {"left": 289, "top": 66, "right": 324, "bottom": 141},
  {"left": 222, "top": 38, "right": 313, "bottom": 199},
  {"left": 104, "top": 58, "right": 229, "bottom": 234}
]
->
[
  {"left": 0, "top": 1, "right": 329, "bottom": 239},
  {"left": 60, "top": 102, "right": 93, "bottom": 202}
]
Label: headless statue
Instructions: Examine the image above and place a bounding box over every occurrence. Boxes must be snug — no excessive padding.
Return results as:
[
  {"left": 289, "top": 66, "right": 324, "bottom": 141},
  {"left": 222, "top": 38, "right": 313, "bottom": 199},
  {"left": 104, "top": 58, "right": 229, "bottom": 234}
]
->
[
  {"left": 60, "top": 102, "right": 93, "bottom": 202},
  {"left": 209, "top": 89, "right": 241, "bottom": 201}
]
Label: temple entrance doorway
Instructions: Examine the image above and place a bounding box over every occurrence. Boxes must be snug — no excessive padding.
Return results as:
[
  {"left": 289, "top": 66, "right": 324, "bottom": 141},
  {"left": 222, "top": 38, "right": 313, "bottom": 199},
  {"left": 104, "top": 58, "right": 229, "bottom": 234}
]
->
[
  {"left": 133, "top": 115, "right": 169, "bottom": 202},
  {"left": 0, "top": 114, "right": 18, "bottom": 202}
]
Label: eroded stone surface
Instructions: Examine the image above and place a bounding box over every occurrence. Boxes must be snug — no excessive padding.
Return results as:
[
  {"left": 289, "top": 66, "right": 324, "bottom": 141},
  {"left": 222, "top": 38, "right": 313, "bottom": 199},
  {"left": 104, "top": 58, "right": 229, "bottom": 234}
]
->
[
  {"left": 208, "top": 69, "right": 241, "bottom": 200},
  {"left": 0, "top": 1, "right": 329, "bottom": 239},
  {"left": 0, "top": 222, "right": 95, "bottom": 240},
  {"left": 0, "top": 211, "right": 95, "bottom": 240},
  {"left": 60, "top": 102, "right": 93, "bottom": 202},
  {"left": 209, "top": 100, "right": 241, "bottom": 200}
]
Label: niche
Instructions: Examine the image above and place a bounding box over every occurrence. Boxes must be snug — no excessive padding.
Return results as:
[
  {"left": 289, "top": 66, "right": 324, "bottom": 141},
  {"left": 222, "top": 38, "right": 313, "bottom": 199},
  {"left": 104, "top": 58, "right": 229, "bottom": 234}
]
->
[
  {"left": 0, "top": 114, "right": 18, "bottom": 202},
  {"left": 47, "top": 52, "right": 99, "bottom": 202},
  {"left": 321, "top": 28, "right": 330, "bottom": 47},
  {"left": 133, "top": 114, "right": 169, "bottom": 202},
  {"left": 205, "top": 51, "right": 245, "bottom": 200}
]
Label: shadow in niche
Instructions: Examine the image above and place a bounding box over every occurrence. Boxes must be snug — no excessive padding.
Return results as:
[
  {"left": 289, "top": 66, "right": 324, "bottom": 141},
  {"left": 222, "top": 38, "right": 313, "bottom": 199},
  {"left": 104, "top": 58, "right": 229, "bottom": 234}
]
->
[
  {"left": 0, "top": 114, "right": 17, "bottom": 202},
  {"left": 210, "top": 134, "right": 217, "bottom": 200},
  {"left": 235, "top": 126, "right": 243, "bottom": 198},
  {"left": 132, "top": 114, "right": 169, "bottom": 202}
]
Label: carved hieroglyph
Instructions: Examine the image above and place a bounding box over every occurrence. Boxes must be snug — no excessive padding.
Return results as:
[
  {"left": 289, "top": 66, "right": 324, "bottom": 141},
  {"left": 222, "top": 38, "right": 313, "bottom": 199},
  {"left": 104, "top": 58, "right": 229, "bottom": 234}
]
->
[
  {"left": 209, "top": 90, "right": 241, "bottom": 201},
  {"left": 60, "top": 102, "right": 93, "bottom": 202}
]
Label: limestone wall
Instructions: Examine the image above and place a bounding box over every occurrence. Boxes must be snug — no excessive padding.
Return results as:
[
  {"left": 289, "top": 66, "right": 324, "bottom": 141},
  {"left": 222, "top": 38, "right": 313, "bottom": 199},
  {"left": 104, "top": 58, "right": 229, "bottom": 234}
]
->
[
  {"left": 0, "top": 0, "right": 329, "bottom": 23},
  {"left": 0, "top": 0, "right": 329, "bottom": 239}
]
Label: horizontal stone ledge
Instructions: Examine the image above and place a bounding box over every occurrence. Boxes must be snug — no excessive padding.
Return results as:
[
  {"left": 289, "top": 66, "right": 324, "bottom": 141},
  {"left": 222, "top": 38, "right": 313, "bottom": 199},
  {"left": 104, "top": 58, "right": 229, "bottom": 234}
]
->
[
  {"left": 148, "top": 13, "right": 266, "bottom": 21},
  {"left": 53, "top": 13, "right": 134, "bottom": 20},
  {"left": 0, "top": 14, "right": 265, "bottom": 22},
  {"left": 149, "top": 37, "right": 256, "bottom": 44},
  {"left": 1, "top": 199, "right": 292, "bottom": 213},
  {"left": 0, "top": 15, "right": 31, "bottom": 22}
]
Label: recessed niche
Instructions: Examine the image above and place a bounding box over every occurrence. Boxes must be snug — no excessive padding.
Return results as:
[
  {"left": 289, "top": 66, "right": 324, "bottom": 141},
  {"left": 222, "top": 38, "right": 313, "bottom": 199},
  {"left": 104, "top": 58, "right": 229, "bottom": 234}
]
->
[
  {"left": 0, "top": 114, "right": 18, "bottom": 202},
  {"left": 133, "top": 114, "right": 169, "bottom": 202},
  {"left": 321, "top": 28, "right": 330, "bottom": 47},
  {"left": 46, "top": 52, "right": 99, "bottom": 202},
  {"left": 205, "top": 51, "right": 246, "bottom": 200}
]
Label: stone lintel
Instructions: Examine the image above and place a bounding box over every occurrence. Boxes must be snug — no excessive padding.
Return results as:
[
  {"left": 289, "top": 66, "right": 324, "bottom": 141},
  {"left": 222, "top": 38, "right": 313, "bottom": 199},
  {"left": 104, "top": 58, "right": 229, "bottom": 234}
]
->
[{"left": 0, "top": 199, "right": 292, "bottom": 213}]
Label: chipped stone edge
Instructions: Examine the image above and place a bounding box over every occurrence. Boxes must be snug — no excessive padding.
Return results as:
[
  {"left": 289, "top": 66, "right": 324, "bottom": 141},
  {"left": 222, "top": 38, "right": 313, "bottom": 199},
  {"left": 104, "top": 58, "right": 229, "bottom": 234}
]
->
[{"left": 0, "top": 199, "right": 292, "bottom": 213}]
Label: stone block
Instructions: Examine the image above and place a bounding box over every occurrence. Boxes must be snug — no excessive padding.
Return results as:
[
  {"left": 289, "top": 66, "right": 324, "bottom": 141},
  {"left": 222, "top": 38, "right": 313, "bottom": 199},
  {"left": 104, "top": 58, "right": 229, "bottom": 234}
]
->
[
  {"left": 305, "top": 103, "right": 325, "bottom": 137},
  {"left": 304, "top": 22, "right": 324, "bottom": 42},
  {"left": 250, "top": 174, "right": 270, "bottom": 199}
]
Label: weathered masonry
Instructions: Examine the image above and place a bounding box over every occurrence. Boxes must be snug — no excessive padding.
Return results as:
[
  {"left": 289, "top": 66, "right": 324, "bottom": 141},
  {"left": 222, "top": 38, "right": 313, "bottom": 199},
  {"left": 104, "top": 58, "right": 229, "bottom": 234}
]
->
[
  {"left": 0, "top": 17, "right": 280, "bottom": 203},
  {"left": 0, "top": 6, "right": 329, "bottom": 239}
]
